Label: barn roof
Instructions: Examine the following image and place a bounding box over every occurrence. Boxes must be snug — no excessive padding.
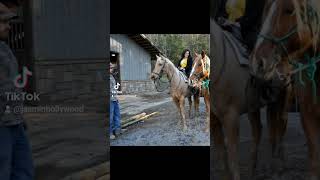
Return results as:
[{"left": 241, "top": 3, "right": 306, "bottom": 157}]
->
[{"left": 127, "top": 34, "right": 162, "bottom": 60}]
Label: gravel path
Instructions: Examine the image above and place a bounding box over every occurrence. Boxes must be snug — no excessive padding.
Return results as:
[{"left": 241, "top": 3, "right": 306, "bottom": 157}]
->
[
  {"left": 211, "top": 109, "right": 309, "bottom": 180},
  {"left": 111, "top": 93, "right": 210, "bottom": 146}
]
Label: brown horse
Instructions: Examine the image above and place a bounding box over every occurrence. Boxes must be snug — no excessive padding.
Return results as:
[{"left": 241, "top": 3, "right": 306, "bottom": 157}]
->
[
  {"left": 189, "top": 51, "right": 210, "bottom": 132},
  {"left": 210, "top": 17, "right": 292, "bottom": 179},
  {"left": 150, "top": 54, "right": 194, "bottom": 131},
  {"left": 250, "top": 0, "right": 320, "bottom": 179}
]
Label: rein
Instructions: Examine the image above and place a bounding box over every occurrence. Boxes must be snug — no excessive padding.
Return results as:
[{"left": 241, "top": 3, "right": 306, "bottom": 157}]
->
[{"left": 288, "top": 54, "right": 320, "bottom": 104}]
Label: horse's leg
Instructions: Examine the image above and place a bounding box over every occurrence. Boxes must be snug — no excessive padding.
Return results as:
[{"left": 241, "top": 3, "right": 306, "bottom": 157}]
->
[
  {"left": 179, "top": 96, "right": 187, "bottom": 131},
  {"left": 276, "top": 86, "right": 291, "bottom": 163},
  {"left": 266, "top": 105, "right": 277, "bottom": 157},
  {"left": 266, "top": 87, "right": 290, "bottom": 172},
  {"left": 211, "top": 112, "right": 230, "bottom": 179},
  {"left": 194, "top": 93, "right": 200, "bottom": 129},
  {"left": 222, "top": 107, "right": 240, "bottom": 180},
  {"left": 300, "top": 105, "right": 320, "bottom": 179},
  {"left": 194, "top": 92, "right": 200, "bottom": 117},
  {"left": 248, "top": 110, "right": 262, "bottom": 178},
  {"left": 267, "top": 104, "right": 285, "bottom": 174},
  {"left": 204, "top": 90, "right": 210, "bottom": 132},
  {"left": 173, "top": 97, "right": 182, "bottom": 126},
  {"left": 188, "top": 96, "right": 192, "bottom": 118}
]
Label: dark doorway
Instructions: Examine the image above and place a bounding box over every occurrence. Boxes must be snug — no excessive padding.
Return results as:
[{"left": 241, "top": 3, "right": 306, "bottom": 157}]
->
[{"left": 110, "top": 52, "right": 121, "bottom": 91}]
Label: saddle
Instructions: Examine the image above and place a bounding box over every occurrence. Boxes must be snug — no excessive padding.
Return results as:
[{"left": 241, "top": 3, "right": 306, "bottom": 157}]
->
[
  {"left": 218, "top": 18, "right": 250, "bottom": 66},
  {"left": 178, "top": 69, "right": 188, "bottom": 83}
]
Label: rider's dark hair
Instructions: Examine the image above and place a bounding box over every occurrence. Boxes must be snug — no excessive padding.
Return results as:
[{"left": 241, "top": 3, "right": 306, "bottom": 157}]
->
[
  {"left": 180, "top": 49, "right": 192, "bottom": 62},
  {"left": 177, "top": 49, "right": 193, "bottom": 77}
]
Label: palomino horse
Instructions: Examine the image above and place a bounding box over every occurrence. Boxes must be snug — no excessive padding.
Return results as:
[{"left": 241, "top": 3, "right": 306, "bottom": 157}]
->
[
  {"left": 210, "top": 17, "right": 292, "bottom": 179},
  {"left": 150, "top": 54, "right": 194, "bottom": 131},
  {"left": 250, "top": 0, "right": 320, "bottom": 179},
  {"left": 189, "top": 51, "right": 210, "bottom": 132}
]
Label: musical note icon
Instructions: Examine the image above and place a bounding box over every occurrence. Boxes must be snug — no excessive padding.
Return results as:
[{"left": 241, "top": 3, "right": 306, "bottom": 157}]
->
[{"left": 14, "top": 66, "right": 32, "bottom": 88}]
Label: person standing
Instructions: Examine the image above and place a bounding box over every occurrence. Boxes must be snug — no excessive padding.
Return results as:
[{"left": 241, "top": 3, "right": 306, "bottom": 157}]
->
[
  {"left": 0, "top": 1, "right": 34, "bottom": 179},
  {"left": 109, "top": 63, "right": 125, "bottom": 140}
]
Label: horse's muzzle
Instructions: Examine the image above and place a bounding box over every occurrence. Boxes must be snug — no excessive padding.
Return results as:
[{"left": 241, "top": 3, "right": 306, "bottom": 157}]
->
[{"left": 150, "top": 73, "right": 159, "bottom": 81}]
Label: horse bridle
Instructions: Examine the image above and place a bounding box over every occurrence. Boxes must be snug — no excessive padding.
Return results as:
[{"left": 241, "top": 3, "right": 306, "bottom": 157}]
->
[
  {"left": 190, "top": 58, "right": 206, "bottom": 81},
  {"left": 259, "top": 25, "right": 298, "bottom": 62},
  {"left": 151, "top": 59, "right": 167, "bottom": 80},
  {"left": 258, "top": 2, "right": 319, "bottom": 80},
  {"left": 151, "top": 57, "right": 176, "bottom": 83},
  {"left": 152, "top": 57, "right": 184, "bottom": 92}
]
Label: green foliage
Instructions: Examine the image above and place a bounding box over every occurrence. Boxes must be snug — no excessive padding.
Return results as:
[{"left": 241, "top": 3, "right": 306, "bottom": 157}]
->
[{"left": 145, "top": 34, "right": 210, "bottom": 65}]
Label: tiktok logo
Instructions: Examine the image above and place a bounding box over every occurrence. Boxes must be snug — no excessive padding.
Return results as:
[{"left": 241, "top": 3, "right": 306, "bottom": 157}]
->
[
  {"left": 14, "top": 66, "right": 32, "bottom": 88},
  {"left": 114, "top": 82, "right": 120, "bottom": 90}
]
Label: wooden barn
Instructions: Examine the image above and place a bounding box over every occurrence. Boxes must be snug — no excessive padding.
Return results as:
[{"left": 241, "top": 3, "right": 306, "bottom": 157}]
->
[{"left": 110, "top": 34, "right": 162, "bottom": 94}]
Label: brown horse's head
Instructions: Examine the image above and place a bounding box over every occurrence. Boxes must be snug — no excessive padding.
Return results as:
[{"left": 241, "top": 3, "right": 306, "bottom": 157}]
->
[
  {"left": 189, "top": 51, "right": 208, "bottom": 85},
  {"left": 150, "top": 54, "right": 166, "bottom": 80},
  {"left": 250, "top": 0, "right": 316, "bottom": 81}
]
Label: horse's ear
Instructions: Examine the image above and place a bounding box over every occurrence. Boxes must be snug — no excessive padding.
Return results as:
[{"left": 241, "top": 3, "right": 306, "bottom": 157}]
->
[
  {"left": 156, "top": 54, "right": 160, "bottom": 59},
  {"left": 160, "top": 54, "right": 165, "bottom": 59},
  {"left": 201, "top": 50, "right": 206, "bottom": 59}
]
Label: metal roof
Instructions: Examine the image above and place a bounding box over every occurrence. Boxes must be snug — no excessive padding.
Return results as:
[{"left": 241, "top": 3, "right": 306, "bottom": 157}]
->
[{"left": 127, "top": 34, "right": 163, "bottom": 59}]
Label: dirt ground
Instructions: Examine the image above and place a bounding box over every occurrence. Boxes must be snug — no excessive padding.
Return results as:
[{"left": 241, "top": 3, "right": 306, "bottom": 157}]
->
[
  {"left": 212, "top": 109, "right": 310, "bottom": 180},
  {"left": 25, "top": 109, "right": 108, "bottom": 180},
  {"left": 110, "top": 92, "right": 210, "bottom": 146}
]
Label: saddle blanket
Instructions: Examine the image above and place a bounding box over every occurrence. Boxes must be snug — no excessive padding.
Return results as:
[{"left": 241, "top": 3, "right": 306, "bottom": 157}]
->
[{"left": 222, "top": 27, "right": 250, "bottom": 66}]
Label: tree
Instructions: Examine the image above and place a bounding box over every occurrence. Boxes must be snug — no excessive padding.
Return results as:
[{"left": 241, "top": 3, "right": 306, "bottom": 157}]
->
[{"left": 145, "top": 34, "right": 210, "bottom": 64}]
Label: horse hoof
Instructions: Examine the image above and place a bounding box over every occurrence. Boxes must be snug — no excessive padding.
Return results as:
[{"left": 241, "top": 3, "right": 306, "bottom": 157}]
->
[{"left": 183, "top": 126, "right": 188, "bottom": 131}]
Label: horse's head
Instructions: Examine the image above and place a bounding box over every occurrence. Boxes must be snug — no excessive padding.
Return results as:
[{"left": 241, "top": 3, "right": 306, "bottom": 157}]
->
[
  {"left": 189, "top": 51, "right": 207, "bottom": 85},
  {"left": 150, "top": 54, "right": 166, "bottom": 80},
  {"left": 250, "top": 0, "right": 316, "bottom": 81}
]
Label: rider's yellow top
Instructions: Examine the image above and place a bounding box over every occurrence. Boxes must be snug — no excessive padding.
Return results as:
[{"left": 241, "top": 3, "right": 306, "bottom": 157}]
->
[
  {"left": 180, "top": 58, "right": 188, "bottom": 68},
  {"left": 226, "top": 0, "right": 246, "bottom": 22}
]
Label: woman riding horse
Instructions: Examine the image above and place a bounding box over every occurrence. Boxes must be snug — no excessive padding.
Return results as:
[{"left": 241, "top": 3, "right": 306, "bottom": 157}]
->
[
  {"left": 215, "top": 0, "right": 268, "bottom": 52},
  {"left": 177, "top": 49, "right": 193, "bottom": 78}
]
